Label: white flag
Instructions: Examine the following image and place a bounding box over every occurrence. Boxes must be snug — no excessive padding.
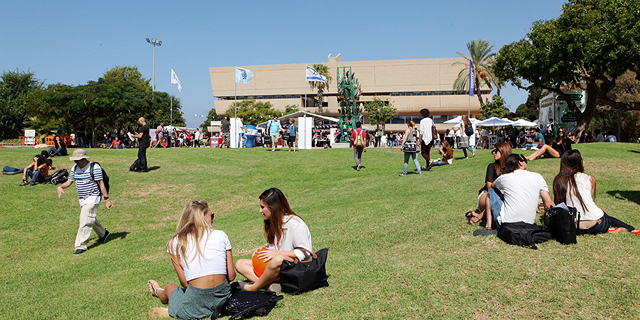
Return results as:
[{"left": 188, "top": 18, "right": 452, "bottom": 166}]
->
[
  {"left": 235, "top": 67, "right": 254, "bottom": 84},
  {"left": 306, "top": 65, "right": 326, "bottom": 82},
  {"left": 171, "top": 69, "right": 182, "bottom": 92}
]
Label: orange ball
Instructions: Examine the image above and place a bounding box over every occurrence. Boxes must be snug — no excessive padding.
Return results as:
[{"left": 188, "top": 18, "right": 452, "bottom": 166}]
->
[{"left": 252, "top": 247, "right": 270, "bottom": 277}]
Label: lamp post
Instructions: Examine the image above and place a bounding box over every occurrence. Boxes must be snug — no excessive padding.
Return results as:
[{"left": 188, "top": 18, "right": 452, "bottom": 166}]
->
[{"left": 145, "top": 38, "right": 162, "bottom": 91}]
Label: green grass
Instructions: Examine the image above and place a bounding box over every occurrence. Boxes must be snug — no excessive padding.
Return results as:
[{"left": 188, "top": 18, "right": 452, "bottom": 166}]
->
[{"left": 1, "top": 143, "right": 639, "bottom": 319}]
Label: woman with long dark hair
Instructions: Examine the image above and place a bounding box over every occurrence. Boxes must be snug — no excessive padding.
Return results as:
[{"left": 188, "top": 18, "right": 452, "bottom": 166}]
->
[
  {"left": 526, "top": 128, "right": 572, "bottom": 161},
  {"left": 553, "top": 150, "right": 639, "bottom": 235},
  {"left": 48, "top": 135, "right": 68, "bottom": 157},
  {"left": 147, "top": 200, "right": 235, "bottom": 319},
  {"left": 399, "top": 120, "right": 421, "bottom": 176},
  {"left": 21, "top": 154, "right": 49, "bottom": 186},
  {"left": 235, "top": 188, "right": 312, "bottom": 291},
  {"left": 467, "top": 142, "right": 512, "bottom": 225}
]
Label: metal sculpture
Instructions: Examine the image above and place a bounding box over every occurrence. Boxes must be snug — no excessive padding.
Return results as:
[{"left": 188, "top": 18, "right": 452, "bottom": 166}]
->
[{"left": 336, "top": 67, "right": 362, "bottom": 142}]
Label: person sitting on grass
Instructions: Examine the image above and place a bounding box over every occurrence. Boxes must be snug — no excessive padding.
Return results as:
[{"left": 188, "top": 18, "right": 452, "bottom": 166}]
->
[
  {"left": 467, "top": 142, "right": 512, "bottom": 226},
  {"left": 526, "top": 128, "right": 572, "bottom": 161},
  {"left": 235, "top": 188, "right": 312, "bottom": 292},
  {"left": 476, "top": 154, "right": 555, "bottom": 236},
  {"left": 21, "top": 154, "right": 49, "bottom": 186},
  {"left": 552, "top": 150, "right": 640, "bottom": 235},
  {"left": 428, "top": 140, "right": 453, "bottom": 168},
  {"left": 524, "top": 127, "right": 545, "bottom": 149},
  {"left": 147, "top": 200, "right": 235, "bottom": 319},
  {"left": 48, "top": 135, "right": 68, "bottom": 157}
]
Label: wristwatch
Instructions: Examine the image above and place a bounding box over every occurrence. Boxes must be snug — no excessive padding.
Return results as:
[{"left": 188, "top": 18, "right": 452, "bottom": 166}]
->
[{"left": 104, "top": 196, "right": 110, "bottom": 200}]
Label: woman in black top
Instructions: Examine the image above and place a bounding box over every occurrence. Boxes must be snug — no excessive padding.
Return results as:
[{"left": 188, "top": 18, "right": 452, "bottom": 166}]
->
[
  {"left": 467, "top": 142, "right": 512, "bottom": 225},
  {"left": 48, "top": 135, "right": 68, "bottom": 157},
  {"left": 525, "top": 128, "right": 572, "bottom": 161}
]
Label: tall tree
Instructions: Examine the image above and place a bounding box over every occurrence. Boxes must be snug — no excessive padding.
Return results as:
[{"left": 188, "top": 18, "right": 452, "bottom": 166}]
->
[
  {"left": 363, "top": 97, "right": 398, "bottom": 132},
  {"left": 516, "top": 86, "right": 544, "bottom": 121},
  {"left": 452, "top": 39, "right": 500, "bottom": 105},
  {"left": 0, "top": 70, "right": 42, "bottom": 139},
  {"left": 308, "top": 64, "right": 332, "bottom": 114},
  {"left": 224, "top": 98, "right": 282, "bottom": 125},
  {"left": 494, "top": 0, "right": 640, "bottom": 138},
  {"left": 479, "top": 96, "right": 510, "bottom": 119}
]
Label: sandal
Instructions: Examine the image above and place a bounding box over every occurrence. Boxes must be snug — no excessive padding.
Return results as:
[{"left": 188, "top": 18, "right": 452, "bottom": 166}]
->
[
  {"left": 464, "top": 211, "right": 474, "bottom": 219},
  {"left": 467, "top": 212, "right": 483, "bottom": 226}
]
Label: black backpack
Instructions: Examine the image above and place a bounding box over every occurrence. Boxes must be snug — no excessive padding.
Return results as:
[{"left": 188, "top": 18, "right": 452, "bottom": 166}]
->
[
  {"left": 73, "top": 162, "right": 110, "bottom": 194},
  {"left": 129, "top": 159, "right": 141, "bottom": 172},
  {"left": 497, "top": 222, "right": 553, "bottom": 250},
  {"left": 47, "top": 169, "right": 69, "bottom": 185},
  {"left": 464, "top": 123, "right": 474, "bottom": 136},
  {"left": 211, "top": 286, "right": 283, "bottom": 320},
  {"left": 542, "top": 205, "right": 578, "bottom": 245}
]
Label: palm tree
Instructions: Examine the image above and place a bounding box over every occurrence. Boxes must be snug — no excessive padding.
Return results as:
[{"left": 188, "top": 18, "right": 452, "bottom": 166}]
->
[
  {"left": 453, "top": 39, "right": 500, "bottom": 105},
  {"left": 308, "top": 64, "right": 332, "bottom": 114}
]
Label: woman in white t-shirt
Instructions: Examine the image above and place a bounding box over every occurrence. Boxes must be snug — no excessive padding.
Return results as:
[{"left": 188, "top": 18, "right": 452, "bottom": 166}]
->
[
  {"left": 552, "top": 150, "right": 640, "bottom": 235},
  {"left": 235, "top": 188, "right": 312, "bottom": 291},
  {"left": 147, "top": 200, "right": 235, "bottom": 319}
]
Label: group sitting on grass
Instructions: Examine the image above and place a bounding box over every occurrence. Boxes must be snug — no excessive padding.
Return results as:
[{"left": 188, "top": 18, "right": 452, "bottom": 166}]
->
[
  {"left": 147, "top": 188, "right": 313, "bottom": 319},
  {"left": 468, "top": 148, "right": 640, "bottom": 238}
]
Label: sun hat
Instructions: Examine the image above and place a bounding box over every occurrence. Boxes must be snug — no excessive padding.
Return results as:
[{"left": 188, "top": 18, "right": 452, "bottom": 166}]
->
[{"left": 69, "top": 149, "right": 90, "bottom": 161}]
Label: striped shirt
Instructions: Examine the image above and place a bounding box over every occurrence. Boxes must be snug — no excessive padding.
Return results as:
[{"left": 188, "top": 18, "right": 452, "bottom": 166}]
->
[{"left": 69, "top": 162, "right": 103, "bottom": 206}]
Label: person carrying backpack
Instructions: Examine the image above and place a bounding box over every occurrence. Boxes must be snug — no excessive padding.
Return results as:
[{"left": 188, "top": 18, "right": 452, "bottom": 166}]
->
[
  {"left": 351, "top": 121, "right": 367, "bottom": 171},
  {"left": 57, "top": 149, "right": 111, "bottom": 255}
]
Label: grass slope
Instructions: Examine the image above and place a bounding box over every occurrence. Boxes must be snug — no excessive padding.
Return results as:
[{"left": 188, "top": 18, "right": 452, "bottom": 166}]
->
[{"left": 1, "top": 143, "right": 639, "bottom": 319}]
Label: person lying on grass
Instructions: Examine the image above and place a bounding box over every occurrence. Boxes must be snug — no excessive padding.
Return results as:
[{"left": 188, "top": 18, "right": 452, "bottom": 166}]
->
[
  {"left": 526, "top": 128, "right": 572, "bottom": 161},
  {"left": 552, "top": 150, "right": 640, "bottom": 235},
  {"left": 467, "top": 142, "right": 512, "bottom": 226},
  {"left": 235, "top": 188, "right": 312, "bottom": 291},
  {"left": 147, "top": 200, "right": 235, "bottom": 319},
  {"left": 482, "top": 154, "right": 555, "bottom": 233}
]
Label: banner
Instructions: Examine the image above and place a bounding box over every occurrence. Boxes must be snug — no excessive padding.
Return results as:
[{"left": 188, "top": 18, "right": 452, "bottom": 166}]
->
[{"left": 469, "top": 60, "right": 474, "bottom": 97}]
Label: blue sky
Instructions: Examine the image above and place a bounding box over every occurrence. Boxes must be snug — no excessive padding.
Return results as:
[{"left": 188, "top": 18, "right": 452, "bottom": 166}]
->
[{"left": 2, "top": 1, "right": 567, "bottom": 128}]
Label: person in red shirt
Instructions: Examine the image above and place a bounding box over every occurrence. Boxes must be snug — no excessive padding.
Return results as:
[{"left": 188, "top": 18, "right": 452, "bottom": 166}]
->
[{"left": 351, "top": 121, "right": 367, "bottom": 171}]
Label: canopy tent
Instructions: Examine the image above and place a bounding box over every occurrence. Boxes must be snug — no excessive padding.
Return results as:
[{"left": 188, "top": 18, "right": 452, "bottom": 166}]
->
[
  {"left": 256, "top": 111, "right": 338, "bottom": 128},
  {"left": 476, "top": 117, "right": 514, "bottom": 127},
  {"left": 511, "top": 119, "right": 538, "bottom": 127},
  {"left": 443, "top": 116, "right": 481, "bottom": 124}
]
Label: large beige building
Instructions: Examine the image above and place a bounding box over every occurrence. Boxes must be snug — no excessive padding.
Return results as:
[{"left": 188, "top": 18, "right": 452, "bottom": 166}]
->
[{"left": 209, "top": 55, "right": 488, "bottom": 131}]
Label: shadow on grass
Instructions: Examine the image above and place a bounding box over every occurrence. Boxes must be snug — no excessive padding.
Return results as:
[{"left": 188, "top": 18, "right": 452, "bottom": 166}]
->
[
  {"left": 607, "top": 190, "right": 640, "bottom": 206},
  {"left": 147, "top": 166, "right": 161, "bottom": 171},
  {"left": 628, "top": 150, "right": 640, "bottom": 154},
  {"left": 88, "top": 231, "right": 129, "bottom": 249},
  {"left": 351, "top": 165, "right": 366, "bottom": 171}
]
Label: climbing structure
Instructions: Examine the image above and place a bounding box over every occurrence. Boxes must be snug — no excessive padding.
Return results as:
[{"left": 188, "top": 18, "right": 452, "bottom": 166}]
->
[{"left": 336, "top": 67, "right": 362, "bottom": 142}]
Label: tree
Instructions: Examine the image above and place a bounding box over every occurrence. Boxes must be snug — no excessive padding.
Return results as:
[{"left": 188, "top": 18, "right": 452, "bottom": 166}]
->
[
  {"left": 452, "top": 39, "right": 500, "bottom": 105},
  {"left": 284, "top": 104, "right": 299, "bottom": 114},
  {"left": 224, "top": 98, "right": 282, "bottom": 125},
  {"left": 516, "top": 86, "right": 544, "bottom": 121},
  {"left": 479, "top": 95, "right": 510, "bottom": 119},
  {"left": 308, "top": 64, "right": 332, "bottom": 114},
  {"left": 494, "top": 0, "right": 640, "bottom": 138},
  {"left": 363, "top": 97, "right": 398, "bottom": 132},
  {"left": 0, "top": 70, "right": 42, "bottom": 139},
  {"left": 200, "top": 108, "right": 223, "bottom": 132}
]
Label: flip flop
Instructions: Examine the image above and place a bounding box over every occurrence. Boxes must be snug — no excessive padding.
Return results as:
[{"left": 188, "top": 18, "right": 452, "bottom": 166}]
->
[
  {"left": 464, "top": 211, "right": 474, "bottom": 219},
  {"left": 467, "top": 212, "right": 483, "bottom": 226},
  {"left": 148, "top": 281, "right": 161, "bottom": 297}
]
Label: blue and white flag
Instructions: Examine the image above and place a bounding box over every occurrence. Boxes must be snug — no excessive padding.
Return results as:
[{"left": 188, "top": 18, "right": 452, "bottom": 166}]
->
[
  {"left": 235, "top": 67, "right": 254, "bottom": 84},
  {"left": 469, "top": 60, "right": 474, "bottom": 97},
  {"left": 306, "top": 65, "right": 326, "bottom": 82},
  {"left": 171, "top": 69, "right": 182, "bottom": 92}
]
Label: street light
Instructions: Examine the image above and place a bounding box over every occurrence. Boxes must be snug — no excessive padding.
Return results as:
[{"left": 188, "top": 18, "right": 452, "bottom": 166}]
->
[{"left": 146, "top": 38, "right": 162, "bottom": 91}]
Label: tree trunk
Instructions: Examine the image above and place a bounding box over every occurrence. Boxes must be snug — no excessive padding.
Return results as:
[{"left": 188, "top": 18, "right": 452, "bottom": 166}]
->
[
  {"left": 475, "top": 77, "right": 484, "bottom": 106},
  {"left": 573, "top": 82, "right": 599, "bottom": 142},
  {"left": 316, "top": 89, "right": 324, "bottom": 114},
  {"left": 91, "top": 116, "right": 97, "bottom": 148}
]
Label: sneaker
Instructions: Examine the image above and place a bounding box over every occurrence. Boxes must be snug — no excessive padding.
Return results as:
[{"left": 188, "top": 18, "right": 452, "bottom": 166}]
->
[
  {"left": 631, "top": 230, "right": 640, "bottom": 235},
  {"left": 473, "top": 228, "right": 497, "bottom": 237},
  {"left": 356, "top": 165, "right": 360, "bottom": 171},
  {"left": 74, "top": 249, "right": 87, "bottom": 255},
  {"left": 99, "top": 230, "right": 110, "bottom": 243},
  {"left": 608, "top": 227, "right": 629, "bottom": 234}
]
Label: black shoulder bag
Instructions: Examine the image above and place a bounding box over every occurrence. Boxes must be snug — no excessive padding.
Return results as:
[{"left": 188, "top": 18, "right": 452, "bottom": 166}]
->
[
  {"left": 279, "top": 247, "right": 330, "bottom": 295},
  {"left": 542, "top": 204, "right": 578, "bottom": 245}
]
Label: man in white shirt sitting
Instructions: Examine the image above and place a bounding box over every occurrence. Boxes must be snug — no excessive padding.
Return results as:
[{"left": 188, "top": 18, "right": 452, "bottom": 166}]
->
[{"left": 480, "top": 154, "right": 555, "bottom": 235}]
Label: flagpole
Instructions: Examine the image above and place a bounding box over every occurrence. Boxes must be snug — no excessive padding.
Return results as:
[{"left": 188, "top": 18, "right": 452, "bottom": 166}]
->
[
  {"left": 170, "top": 82, "right": 173, "bottom": 127},
  {"left": 234, "top": 81, "right": 238, "bottom": 148},
  {"left": 304, "top": 80, "right": 307, "bottom": 149}
]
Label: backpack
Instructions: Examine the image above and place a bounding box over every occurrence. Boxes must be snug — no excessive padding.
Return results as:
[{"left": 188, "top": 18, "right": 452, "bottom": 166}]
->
[
  {"left": 47, "top": 169, "right": 69, "bottom": 185},
  {"left": 542, "top": 205, "right": 578, "bottom": 245},
  {"left": 129, "top": 159, "right": 141, "bottom": 172},
  {"left": 212, "top": 286, "right": 283, "bottom": 320},
  {"left": 353, "top": 129, "right": 366, "bottom": 147},
  {"left": 497, "top": 222, "right": 553, "bottom": 250},
  {"left": 464, "top": 123, "right": 474, "bottom": 136},
  {"left": 73, "top": 162, "right": 110, "bottom": 194}
]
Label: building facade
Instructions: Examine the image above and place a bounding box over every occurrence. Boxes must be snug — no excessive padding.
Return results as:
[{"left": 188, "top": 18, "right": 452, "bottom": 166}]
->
[{"left": 209, "top": 56, "right": 489, "bottom": 131}]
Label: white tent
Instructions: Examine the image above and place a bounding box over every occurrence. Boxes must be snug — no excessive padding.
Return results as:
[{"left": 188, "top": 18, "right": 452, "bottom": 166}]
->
[
  {"left": 511, "top": 119, "right": 538, "bottom": 127},
  {"left": 476, "top": 117, "right": 514, "bottom": 127},
  {"left": 443, "top": 116, "right": 480, "bottom": 124}
]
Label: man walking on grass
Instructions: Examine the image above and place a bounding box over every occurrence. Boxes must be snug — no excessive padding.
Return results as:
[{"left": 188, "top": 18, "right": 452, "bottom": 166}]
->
[
  {"left": 57, "top": 149, "right": 111, "bottom": 255},
  {"left": 351, "top": 121, "right": 367, "bottom": 171}
]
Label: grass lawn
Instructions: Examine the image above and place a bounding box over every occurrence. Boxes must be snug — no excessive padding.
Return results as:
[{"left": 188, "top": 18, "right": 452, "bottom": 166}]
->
[{"left": 1, "top": 143, "right": 639, "bottom": 319}]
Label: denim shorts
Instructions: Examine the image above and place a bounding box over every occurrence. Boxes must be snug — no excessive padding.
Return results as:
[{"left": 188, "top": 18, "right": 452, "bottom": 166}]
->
[
  {"left": 168, "top": 281, "right": 231, "bottom": 319},
  {"left": 488, "top": 188, "right": 504, "bottom": 227}
]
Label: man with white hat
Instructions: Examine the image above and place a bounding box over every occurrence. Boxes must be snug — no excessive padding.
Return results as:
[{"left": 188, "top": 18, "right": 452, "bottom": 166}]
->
[{"left": 57, "top": 149, "right": 111, "bottom": 255}]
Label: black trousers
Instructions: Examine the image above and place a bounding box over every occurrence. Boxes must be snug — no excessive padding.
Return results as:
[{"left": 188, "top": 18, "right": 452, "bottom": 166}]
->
[
  {"left": 420, "top": 140, "right": 433, "bottom": 165},
  {"left": 138, "top": 146, "right": 148, "bottom": 170}
]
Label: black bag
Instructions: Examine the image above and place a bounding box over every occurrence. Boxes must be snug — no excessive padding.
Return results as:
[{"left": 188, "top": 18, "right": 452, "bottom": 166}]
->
[
  {"left": 129, "top": 159, "right": 141, "bottom": 172},
  {"left": 401, "top": 141, "right": 418, "bottom": 153},
  {"left": 47, "top": 169, "right": 69, "bottom": 185},
  {"left": 542, "top": 205, "right": 578, "bottom": 245},
  {"left": 279, "top": 247, "right": 329, "bottom": 295},
  {"left": 456, "top": 136, "right": 469, "bottom": 149},
  {"left": 497, "top": 222, "right": 552, "bottom": 250},
  {"left": 464, "top": 123, "right": 474, "bottom": 136},
  {"left": 212, "top": 287, "right": 283, "bottom": 320}
]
